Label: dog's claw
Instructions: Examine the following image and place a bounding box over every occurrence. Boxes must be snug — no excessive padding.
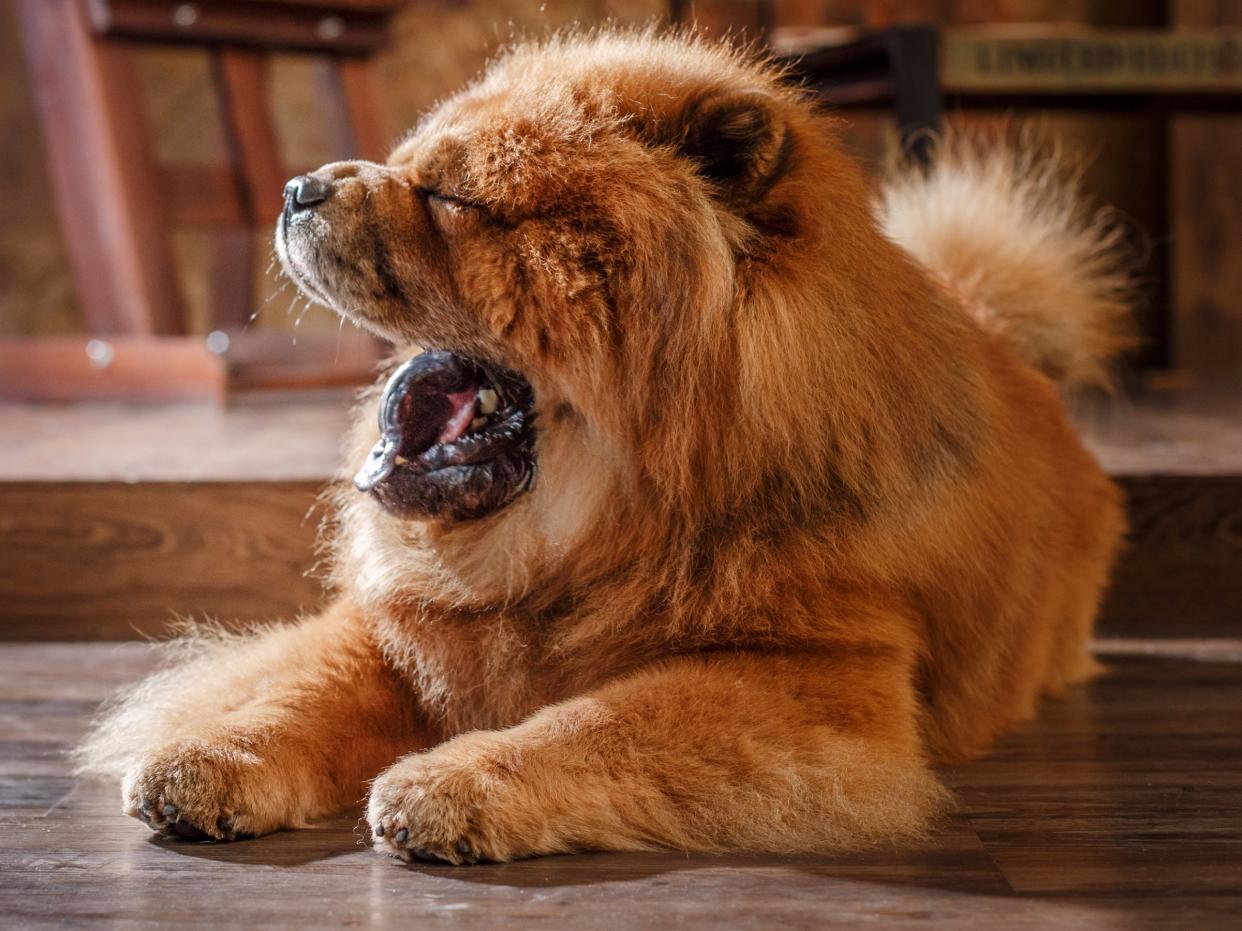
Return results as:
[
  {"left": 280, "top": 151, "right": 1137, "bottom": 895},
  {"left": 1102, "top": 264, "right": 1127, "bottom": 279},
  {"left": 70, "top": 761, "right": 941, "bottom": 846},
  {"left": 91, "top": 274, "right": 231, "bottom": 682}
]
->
[
  {"left": 393, "top": 827, "right": 409, "bottom": 844},
  {"left": 374, "top": 824, "right": 385, "bottom": 837},
  {"left": 455, "top": 839, "right": 473, "bottom": 858},
  {"left": 172, "top": 819, "right": 211, "bottom": 840},
  {"left": 162, "top": 803, "right": 177, "bottom": 817}
]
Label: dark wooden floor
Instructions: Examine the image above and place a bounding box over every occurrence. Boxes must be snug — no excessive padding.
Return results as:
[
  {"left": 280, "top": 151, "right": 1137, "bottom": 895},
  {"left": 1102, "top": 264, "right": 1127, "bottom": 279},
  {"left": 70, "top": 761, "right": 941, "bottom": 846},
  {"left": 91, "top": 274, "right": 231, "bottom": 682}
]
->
[{"left": 2, "top": 640, "right": 1241, "bottom": 929}]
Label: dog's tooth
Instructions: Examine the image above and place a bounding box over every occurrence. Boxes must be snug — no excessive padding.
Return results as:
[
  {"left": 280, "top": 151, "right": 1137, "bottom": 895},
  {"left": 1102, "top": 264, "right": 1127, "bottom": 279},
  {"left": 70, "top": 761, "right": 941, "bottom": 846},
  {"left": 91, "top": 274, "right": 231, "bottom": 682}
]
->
[
  {"left": 477, "top": 388, "right": 498, "bottom": 415},
  {"left": 471, "top": 417, "right": 486, "bottom": 430},
  {"left": 394, "top": 454, "right": 408, "bottom": 465}
]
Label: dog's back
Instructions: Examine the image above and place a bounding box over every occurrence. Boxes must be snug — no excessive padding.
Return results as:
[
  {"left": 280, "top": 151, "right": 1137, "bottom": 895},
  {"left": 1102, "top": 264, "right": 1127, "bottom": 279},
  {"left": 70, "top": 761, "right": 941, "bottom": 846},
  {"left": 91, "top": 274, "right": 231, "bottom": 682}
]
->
[{"left": 877, "top": 133, "right": 1130, "bottom": 761}]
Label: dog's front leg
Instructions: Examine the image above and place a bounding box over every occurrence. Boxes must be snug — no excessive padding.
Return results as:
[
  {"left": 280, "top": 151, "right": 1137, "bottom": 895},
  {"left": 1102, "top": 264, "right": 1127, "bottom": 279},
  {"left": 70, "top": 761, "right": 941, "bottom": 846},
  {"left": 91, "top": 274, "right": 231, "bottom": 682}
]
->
[
  {"left": 367, "top": 648, "right": 947, "bottom": 863},
  {"left": 80, "top": 600, "right": 427, "bottom": 840}
]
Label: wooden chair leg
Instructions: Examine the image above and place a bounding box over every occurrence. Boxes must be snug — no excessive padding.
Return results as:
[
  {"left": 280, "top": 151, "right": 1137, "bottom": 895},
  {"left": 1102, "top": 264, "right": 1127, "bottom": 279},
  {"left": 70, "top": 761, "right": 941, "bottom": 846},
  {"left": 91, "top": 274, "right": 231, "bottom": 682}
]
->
[
  {"left": 885, "top": 27, "right": 942, "bottom": 166},
  {"left": 213, "top": 47, "right": 287, "bottom": 224},
  {"left": 211, "top": 47, "right": 286, "bottom": 332},
  {"left": 211, "top": 228, "right": 256, "bottom": 332},
  {"left": 317, "top": 57, "right": 393, "bottom": 160},
  {"left": 15, "top": 0, "right": 185, "bottom": 335}
]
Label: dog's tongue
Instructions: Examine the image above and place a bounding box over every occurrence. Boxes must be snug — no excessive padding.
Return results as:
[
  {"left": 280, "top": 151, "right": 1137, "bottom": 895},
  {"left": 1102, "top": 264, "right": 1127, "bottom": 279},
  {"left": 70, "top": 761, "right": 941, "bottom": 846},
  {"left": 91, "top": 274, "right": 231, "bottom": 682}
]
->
[
  {"left": 354, "top": 352, "right": 480, "bottom": 493},
  {"left": 438, "top": 389, "right": 479, "bottom": 445}
]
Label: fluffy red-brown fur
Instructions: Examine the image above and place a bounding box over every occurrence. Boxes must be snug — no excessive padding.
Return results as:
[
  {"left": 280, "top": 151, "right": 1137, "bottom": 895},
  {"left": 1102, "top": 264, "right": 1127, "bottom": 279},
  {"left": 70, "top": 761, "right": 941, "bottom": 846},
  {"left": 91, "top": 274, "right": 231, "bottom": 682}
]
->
[{"left": 79, "top": 29, "right": 1128, "bottom": 864}]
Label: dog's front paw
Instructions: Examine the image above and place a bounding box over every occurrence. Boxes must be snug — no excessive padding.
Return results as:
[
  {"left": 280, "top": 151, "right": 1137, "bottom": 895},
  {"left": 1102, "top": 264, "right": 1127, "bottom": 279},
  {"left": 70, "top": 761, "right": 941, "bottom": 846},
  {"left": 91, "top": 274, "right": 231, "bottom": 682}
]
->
[
  {"left": 367, "top": 737, "right": 549, "bottom": 865},
  {"left": 121, "top": 737, "right": 280, "bottom": 841}
]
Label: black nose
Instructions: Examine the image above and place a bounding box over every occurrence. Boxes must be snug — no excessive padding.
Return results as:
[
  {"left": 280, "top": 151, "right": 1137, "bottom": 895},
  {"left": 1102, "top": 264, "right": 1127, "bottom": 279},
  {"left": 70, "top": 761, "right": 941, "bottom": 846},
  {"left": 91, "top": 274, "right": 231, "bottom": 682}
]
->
[{"left": 283, "top": 175, "right": 331, "bottom": 212}]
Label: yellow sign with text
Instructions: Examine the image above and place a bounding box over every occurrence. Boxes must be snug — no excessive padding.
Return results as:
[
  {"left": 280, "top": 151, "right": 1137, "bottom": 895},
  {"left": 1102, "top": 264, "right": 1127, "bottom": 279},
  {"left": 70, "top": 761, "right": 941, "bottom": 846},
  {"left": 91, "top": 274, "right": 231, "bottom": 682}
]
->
[{"left": 942, "top": 30, "right": 1242, "bottom": 92}]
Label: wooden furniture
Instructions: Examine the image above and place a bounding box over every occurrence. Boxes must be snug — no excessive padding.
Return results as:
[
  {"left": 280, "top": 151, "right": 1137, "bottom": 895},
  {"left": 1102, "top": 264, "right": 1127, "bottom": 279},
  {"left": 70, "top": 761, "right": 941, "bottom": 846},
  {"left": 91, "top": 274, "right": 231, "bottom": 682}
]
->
[
  {"left": 771, "top": 26, "right": 1242, "bottom": 378},
  {"left": 5, "top": 0, "right": 407, "bottom": 401},
  {"left": 773, "top": 26, "right": 944, "bottom": 163}
]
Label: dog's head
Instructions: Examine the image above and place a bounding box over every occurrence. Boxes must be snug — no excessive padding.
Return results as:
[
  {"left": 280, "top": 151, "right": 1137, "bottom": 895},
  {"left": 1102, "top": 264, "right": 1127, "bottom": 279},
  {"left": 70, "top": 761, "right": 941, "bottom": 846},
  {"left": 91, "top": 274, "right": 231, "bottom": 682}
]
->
[{"left": 277, "top": 32, "right": 927, "bottom": 600}]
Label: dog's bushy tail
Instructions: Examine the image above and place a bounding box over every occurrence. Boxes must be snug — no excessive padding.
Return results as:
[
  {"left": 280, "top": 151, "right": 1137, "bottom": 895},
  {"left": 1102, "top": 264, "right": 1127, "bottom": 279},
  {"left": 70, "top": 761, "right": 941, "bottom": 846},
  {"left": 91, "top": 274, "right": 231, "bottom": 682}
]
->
[{"left": 876, "top": 130, "right": 1134, "bottom": 387}]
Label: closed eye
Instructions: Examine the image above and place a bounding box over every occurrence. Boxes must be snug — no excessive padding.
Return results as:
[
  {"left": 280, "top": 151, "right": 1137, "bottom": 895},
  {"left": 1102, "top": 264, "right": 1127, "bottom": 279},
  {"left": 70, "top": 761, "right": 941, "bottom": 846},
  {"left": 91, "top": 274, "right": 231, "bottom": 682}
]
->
[
  {"left": 423, "top": 187, "right": 516, "bottom": 231},
  {"left": 425, "top": 189, "right": 489, "bottom": 213}
]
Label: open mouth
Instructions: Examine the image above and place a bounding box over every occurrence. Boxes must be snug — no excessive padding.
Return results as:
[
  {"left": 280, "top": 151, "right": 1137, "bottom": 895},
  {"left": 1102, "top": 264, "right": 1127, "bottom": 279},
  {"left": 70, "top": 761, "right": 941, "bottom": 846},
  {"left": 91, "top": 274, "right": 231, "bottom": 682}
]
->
[{"left": 355, "top": 351, "right": 536, "bottom": 522}]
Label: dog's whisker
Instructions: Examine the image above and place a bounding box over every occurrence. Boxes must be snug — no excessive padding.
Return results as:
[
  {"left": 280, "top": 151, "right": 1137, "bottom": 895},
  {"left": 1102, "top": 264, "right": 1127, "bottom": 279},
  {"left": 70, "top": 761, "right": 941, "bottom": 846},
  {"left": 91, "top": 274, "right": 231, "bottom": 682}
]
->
[{"left": 263, "top": 282, "right": 290, "bottom": 306}]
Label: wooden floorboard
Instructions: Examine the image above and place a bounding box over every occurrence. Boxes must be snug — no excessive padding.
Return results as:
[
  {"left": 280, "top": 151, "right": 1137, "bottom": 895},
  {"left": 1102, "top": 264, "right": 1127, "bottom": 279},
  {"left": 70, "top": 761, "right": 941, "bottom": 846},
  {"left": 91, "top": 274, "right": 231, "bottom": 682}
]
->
[{"left": 1, "top": 641, "right": 1239, "bottom": 929}]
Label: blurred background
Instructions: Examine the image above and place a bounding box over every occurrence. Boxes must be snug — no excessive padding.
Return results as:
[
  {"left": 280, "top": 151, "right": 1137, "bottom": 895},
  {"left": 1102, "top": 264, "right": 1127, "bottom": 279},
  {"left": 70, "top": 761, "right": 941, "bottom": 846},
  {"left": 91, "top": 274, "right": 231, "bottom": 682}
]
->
[
  {"left": 3, "top": 1, "right": 1241, "bottom": 386},
  {"left": 1, "top": 0, "right": 1239, "bottom": 642}
]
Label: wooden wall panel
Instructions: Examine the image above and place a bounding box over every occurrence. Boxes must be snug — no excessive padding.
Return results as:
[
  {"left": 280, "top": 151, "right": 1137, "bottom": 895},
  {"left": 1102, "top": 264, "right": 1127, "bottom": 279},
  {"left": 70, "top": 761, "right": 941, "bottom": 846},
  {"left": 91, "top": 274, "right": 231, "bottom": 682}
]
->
[
  {"left": 1, "top": 473, "right": 1238, "bottom": 641},
  {"left": 0, "top": 482, "right": 330, "bottom": 640},
  {"left": 1099, "top": 476, "right": 1242, "bottom": 639},
  {"left": 1171, "top": 0, "right": 1242, "bottom": 397}
]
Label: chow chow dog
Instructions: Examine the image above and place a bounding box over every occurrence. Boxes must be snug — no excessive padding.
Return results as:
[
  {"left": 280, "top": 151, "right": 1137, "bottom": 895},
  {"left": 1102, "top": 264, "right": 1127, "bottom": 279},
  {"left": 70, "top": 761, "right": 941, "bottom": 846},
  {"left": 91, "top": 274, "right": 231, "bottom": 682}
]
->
[{"left": 80, "top": 30, "right": 1130, "bottom": 864}]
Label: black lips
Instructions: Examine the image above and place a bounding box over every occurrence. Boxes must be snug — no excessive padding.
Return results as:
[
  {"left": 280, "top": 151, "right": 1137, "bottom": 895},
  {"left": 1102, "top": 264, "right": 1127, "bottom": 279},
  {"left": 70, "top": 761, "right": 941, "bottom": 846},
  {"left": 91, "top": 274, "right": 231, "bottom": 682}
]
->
[{"left": 355, "top": 351, "right": 536, "bottom": 522}]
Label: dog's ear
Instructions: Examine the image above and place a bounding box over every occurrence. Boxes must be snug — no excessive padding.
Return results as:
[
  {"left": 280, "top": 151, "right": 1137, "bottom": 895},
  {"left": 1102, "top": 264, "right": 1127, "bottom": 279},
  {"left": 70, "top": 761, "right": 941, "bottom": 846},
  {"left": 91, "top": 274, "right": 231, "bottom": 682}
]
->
[{"left": 679, "top": 91, "right": 793, "bottom": 202}]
